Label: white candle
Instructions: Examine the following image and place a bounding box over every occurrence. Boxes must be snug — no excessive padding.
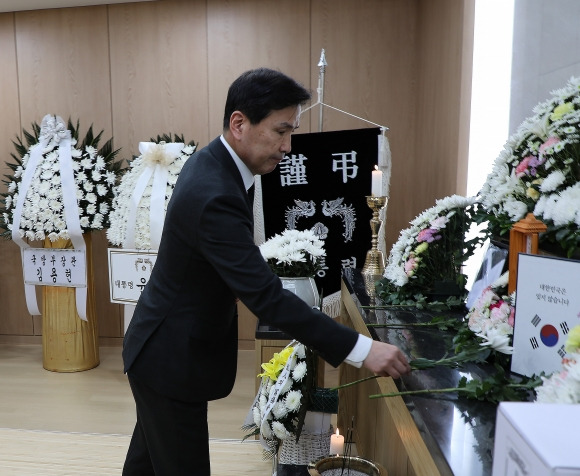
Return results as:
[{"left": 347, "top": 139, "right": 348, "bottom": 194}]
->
[
  {"left": 329, "top": 428, "right": 344, "bottom": 455},
  {"left": 371, "top": 166, "right": 383, "bottom": 196}
]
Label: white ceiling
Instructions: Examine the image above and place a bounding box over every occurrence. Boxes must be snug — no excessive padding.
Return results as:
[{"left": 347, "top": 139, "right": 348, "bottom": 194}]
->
[{"left": 0, "top": 0, "right": 157, "bottom": 13}]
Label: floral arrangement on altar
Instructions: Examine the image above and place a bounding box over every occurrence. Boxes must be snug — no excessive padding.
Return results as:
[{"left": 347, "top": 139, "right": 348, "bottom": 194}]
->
[
  {"left": 464, "top": 272, "right": 515, "bottom": 355},
  {"left": 535, "top": 325, "right": 580, "bottom": 403},
  {"left": 376, "top": 194, "right": 485, "bottom": 309},
  {"left": 242, "top": 340, "right": 316, "bottom": 457},
  {"left": 478, "top": 76, "right": 580, "bottom": 258},
  {"left": 259, "top": 228, "right": 326, "bottom": 278},
  {"left": 106, "top": 134, "right": 196, "bottom": 249},
  {"left": 0, "top": 115, "right": 122, "bottom": 241}
]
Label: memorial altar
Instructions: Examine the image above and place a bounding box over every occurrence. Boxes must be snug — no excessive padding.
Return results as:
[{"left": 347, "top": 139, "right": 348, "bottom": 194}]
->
[{"left": 338, "top": 268, "right": 500, "bottom": 476}]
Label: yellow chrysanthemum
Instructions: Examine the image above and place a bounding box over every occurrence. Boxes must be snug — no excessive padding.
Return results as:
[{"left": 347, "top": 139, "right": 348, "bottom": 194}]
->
[
  {"left": 258, "top": 346, "right": 294, "bottom": 381},
  {"left": 526, "top": 186, "right": 540, "bottom": 200},
  {"left": 565, "top": 325, "right": 580, "bottom": 353},
  {"left": 550, "top": 102, "right": 574, "bottom": 121},
  {"left": 415, "top": 242, "right": 428, "bottom": 254}
]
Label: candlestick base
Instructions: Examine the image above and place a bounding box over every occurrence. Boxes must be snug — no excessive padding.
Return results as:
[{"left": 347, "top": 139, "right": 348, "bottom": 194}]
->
[
  {"left": 361, "top": 196, "right": 387, "bottom": 278},
  {"left": 362, "top": 249, "right": 385, "bottom": 278}
]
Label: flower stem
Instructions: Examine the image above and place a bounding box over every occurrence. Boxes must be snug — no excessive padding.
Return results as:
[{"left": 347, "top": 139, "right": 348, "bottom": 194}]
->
[
  {"left": 330, "top": 375, "right": 379, "bottom": 391},
  {"left": 370, "top": 387, "right": 461, "bottom": 399}
]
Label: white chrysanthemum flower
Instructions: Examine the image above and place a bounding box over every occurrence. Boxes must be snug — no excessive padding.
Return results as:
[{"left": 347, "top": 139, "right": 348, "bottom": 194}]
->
[
  {"left": 292, "top": 362, "right": 307, "bottom": 382},
  {"left": 272, "top": 401, "right": 288, "bottom": 419},
  {"left": 272, "top": 421, "right": 291, "bottom": 440},
  {"left": 259, "top": 395, "right": 267, "bottom": 413},
  {"left": 92, "top": 214, "right": 103, "bottom": 228},
  {"left": 95, "top": 156, "right": 106, "bottom": 170},
  {"left": 540, "top": 170, "right": 566, "bottom": 192},
  {"left": 261, "top": 420, "right": 273, "bottom": 439},
  {"left": 284, "top": 390, "right": 302, "bottom": 412},
  {"left": 535, "top": 354, "right": 580, "bottom": 403},
  {"left": 295, "top": 343, "right": 306, "bottom": 359},
  {"left": 85, "top": 145, "right": 97, "bottom": 159},
  {"left": 252, "top": 405, "right": 261, "bottom": 427},
  {"left": 503, "top": 198, "right": 528, "bottom": 221},
  {"left": 96, "top": 184, "right": 108, "bottom": 196},
  {"left": 549, "top": 184, "right": 580, "bottom": 226}
]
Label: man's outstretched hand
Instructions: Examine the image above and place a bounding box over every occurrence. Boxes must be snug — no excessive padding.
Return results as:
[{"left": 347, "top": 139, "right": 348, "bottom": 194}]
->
[{"left": 363, "top": 340, "right": 411, "bottom": 379}]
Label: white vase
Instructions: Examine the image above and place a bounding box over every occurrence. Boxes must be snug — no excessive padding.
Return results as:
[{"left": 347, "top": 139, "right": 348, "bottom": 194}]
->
[{"left": 279, "top": 277, "right": 319, "bottom": 308}]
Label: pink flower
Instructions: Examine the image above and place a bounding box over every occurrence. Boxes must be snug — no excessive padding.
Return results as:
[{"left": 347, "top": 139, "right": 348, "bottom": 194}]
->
[
  {"left": 539, "top": 136, "right": 560, "bottom": 157},
  {"left": 515, "top": 156, "right": 533, "bottom": 177},
  {"left": 404, "top": 257, "right": 418, "bottom": 276},
  {"left": 430, "top": 216, "right": 449, "bottom": 230},
  {"left": 508, "top": 307, "right": 515, "bottom": 327},
  {"left": 417, "top": 228, "right": 441, "bottom": 243}
]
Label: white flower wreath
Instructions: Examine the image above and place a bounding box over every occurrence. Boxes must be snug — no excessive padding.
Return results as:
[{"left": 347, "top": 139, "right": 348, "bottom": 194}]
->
[
  {"left": 107, "top": 139, "right": 196, "bottom": 250},
  {"left": 0, "top": 115, "right": 122, "bottom": 242}
]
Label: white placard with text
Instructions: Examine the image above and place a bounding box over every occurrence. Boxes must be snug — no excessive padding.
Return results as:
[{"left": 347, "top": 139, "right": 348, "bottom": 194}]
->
[
  {"left": 511, "top": 253, "right": 580, "bottom": 377},
  {"left": 22, "top": 248, "right": 86, "bottom": 287},
  {"left": 108, "top": 249, "right": 158, "bottom": 304}
]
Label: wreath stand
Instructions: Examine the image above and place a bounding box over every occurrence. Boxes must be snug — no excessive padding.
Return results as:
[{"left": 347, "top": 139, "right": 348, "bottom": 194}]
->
[{"left": 42, "top": 234, "right": 99, "bottom": 372}]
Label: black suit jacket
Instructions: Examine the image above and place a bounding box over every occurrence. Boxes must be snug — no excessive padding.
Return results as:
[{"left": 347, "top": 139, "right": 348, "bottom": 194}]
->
[{"left": 122, "top": 137, "right": 359, "bottom": 402}]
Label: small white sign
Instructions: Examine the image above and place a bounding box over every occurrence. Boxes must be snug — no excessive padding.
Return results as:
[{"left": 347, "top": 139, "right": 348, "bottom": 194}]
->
[
  {"left": 108, "top": 248, "right": 157, "bottom": 304},
  {"left": 511, "top": 253, "right": 580, "bottom": 377},
  {"left": 22, "top": 248, "right": 86, "bottom": 287}
]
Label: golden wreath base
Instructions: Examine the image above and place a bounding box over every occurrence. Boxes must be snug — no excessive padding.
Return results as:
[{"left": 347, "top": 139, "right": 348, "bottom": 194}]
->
[{"left": 42, "top": 234, "right": 99, "bottom": 372}]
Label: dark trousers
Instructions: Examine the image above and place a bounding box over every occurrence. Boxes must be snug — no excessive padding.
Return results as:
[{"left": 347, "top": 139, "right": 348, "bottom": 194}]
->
[{"left": 123, "top": 375, "right": 210, "bottom": 476}]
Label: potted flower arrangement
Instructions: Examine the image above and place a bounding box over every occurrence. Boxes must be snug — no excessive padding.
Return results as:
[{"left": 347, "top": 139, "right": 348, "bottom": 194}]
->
[
  {"left": 107, "top": 133, "right": 197, "bottom": 250},
  {"left": 243, "top": 340, "right": 336, "bottom": 470},
  {"left": 259, "top": 228, "right": 326, "bottom": 308},
  {"left": 377, "top": 195, "right": 485, "bottom": 309},
  {"left": 477, "top": 76, "right": 580, "bottom": 258}
]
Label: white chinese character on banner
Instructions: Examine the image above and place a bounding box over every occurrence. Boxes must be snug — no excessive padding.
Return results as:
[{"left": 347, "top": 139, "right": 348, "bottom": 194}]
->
[
  {"left": 341, "top": 257, "right": 357, "bottom": 269},
  {"left": 332, "top": 151, "right": 358, "bottom": 183},
  {"left": 279, "top": 154, "right": 308, "bottom": 186}
]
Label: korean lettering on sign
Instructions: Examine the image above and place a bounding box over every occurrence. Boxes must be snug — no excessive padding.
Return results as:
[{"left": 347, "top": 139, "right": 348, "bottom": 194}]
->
[{"left": 23, "top": 248, "right": 86, "bottom": 287}]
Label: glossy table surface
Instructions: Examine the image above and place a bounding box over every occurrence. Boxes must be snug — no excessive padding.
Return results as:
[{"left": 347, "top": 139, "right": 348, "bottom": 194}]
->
[{"left": 342, "top": 268, "right": 497, "bottom": 476}]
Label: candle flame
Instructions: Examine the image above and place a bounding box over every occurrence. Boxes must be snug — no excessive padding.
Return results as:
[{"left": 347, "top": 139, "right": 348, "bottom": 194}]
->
[{"left": 336, "top": 428, "right": 339, "bottom": 436}]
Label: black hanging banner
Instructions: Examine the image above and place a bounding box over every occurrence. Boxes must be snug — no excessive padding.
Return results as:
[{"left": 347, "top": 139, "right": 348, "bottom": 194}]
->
[{"left": 261, "top": 128, "right": 380, "bottom": 296}]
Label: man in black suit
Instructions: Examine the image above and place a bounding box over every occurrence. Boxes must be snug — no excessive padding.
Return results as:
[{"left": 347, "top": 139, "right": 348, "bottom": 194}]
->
[{"left": 122, "top": 68, "right": 410, "bottom": 475}]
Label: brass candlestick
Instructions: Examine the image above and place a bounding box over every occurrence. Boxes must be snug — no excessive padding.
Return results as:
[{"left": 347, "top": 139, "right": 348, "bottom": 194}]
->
[{"left": 362, "top": 196, "right": 387, "bottom": 278}]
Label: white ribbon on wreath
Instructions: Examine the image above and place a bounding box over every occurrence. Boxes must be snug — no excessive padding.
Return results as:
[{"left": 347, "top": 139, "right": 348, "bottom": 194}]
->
[{"left": 123, "top": 142, "right": 184, "bottom": 250}]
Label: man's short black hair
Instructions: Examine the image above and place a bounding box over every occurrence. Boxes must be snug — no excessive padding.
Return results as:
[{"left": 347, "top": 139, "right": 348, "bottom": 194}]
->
[{"left": 223, "top": 68, "right": 311, "bottom": 129}]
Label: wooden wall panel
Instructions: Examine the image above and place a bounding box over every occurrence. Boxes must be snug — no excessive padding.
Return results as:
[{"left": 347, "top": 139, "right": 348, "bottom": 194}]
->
[
  {"left": 108, "top": 0, "right": 210, "bottom": 157},
  {"left": 0, "top": 13, "right": 21, "bottom": 185},
  {"left": 206, "top": 0, "right": 312, "bottom": 138},
  {"left": 0, "top": 14, "right": 34, "bottom": 337},
  {"left": 413, "top": 0, "right": 473, "bottom": 214},
  {"left": 14, "top": 6, "right": 113, "bottom": 137},
  {"left": 310, "top": 0, "right": 420, "bottom": 251}
]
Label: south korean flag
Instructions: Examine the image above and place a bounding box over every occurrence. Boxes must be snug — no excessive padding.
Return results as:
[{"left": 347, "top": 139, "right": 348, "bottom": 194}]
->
[{"left": 511, "top": 253, "right": 580, "bottom": 377}]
